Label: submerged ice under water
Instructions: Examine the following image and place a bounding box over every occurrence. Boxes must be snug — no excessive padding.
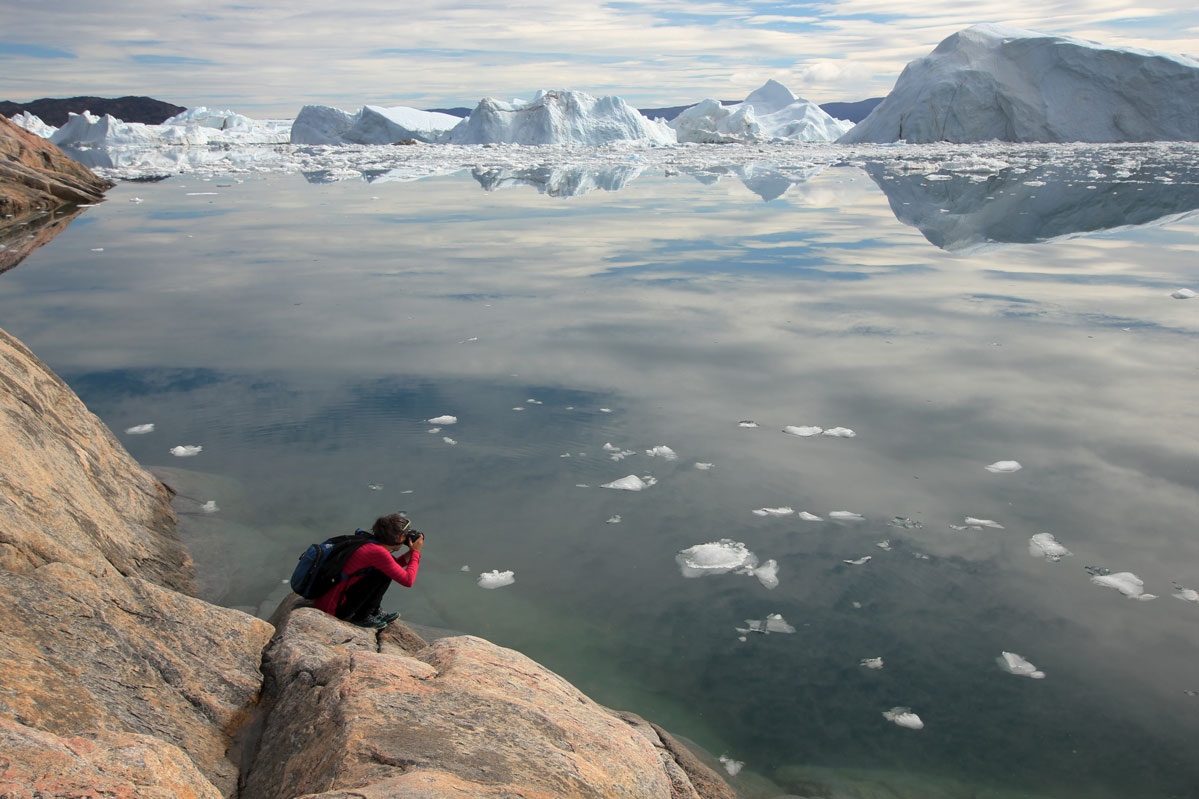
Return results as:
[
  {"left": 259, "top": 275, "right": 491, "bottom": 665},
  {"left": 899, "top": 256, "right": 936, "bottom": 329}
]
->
[{"left": 3, "top": 142, "right": 1199, "bottom": 799}]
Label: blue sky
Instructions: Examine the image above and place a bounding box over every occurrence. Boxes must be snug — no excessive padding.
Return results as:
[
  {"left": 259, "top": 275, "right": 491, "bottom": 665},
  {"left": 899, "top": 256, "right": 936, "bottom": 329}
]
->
[{"left": 1, "top": 0, "right": 1195, "bottom": 116}]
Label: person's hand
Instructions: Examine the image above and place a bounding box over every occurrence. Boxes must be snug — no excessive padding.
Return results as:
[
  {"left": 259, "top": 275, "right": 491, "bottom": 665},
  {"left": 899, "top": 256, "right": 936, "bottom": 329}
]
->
[{"left": 408, "top": 533, "right": 424, "bottom": 553}]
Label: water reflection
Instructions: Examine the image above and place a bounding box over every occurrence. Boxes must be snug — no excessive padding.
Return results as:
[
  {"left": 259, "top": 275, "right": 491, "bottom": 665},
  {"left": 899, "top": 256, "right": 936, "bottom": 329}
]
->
[
  {"left": 864, "top": 150, "right": 1199, "bottom": 252},
  {"left": 471, "top": 164, "right": 644, "bottom": 196},
  {"left": 1, "top": 165, "right": 1197, "bottom": 799}
]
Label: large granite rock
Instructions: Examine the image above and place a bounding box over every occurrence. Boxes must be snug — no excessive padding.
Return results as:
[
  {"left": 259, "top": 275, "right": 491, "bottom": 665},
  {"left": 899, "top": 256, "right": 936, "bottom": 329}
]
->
[
  {"left": 244, "top": 607, "right": 734, "bottom": 799},
  {"left": 0, "top": 113, "right": 111, "bottom": 218},
  {"left": 0, "top": 326, "right": 192, "bottom": 592}
]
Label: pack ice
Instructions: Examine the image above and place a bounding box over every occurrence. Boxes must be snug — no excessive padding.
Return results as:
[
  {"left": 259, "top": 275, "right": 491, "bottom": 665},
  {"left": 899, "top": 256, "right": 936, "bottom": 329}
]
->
[
  {"left": 290, "top": 104, "right": 461, "bottom": 145},
  {"left": 840, "top": 24, "right": 1199, "bottom": 143},
  {"left": 670, "top": 80, "right": 852, "bottom": 144},
  {"left": 49, "top": 108, "right": 291, "bottom": 148},
  {"left": 445, "top": 90, "right": 676, "bottom": 146}
]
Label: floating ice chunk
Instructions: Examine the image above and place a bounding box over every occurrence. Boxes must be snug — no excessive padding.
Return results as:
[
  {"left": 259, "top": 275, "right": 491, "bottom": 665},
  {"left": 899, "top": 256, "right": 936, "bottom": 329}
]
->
[
  {"left": 965, "top": 517, "right": 1005, "bottom": 529},
  {"left": 876, "top": 540, "right": 892, "bottom": 551},
  {"left": 695, "top": 462, "right": 715, "bottom": 470},
  {"left": 752, "top": 506, "right": 794, "bottom": 517},
  {"left": 676, "top": 539, "right": 755, "bottom": 577},
  {"left": 428, "top": 415, "right": 458, "bottom": 425},
  {"left": 798, "top": 511, "right": 823, "bottom": 521},
  {"left": 460, "top": 565, "right": 470, "bottom": 572},
  {"left": 477, "top": 570, "right": 515, "bottom": 589},
  {"left": 888, "top": 516, "right": 922, "bottom": 529},
  {"left": 844, "top": 556, "right": 872, "bottom": 566},
  {"left": 718, "top": 755, "right": 744, "bottom": 776},
  {"left": 129, "top": 197, "right": 144, "bottom": 203},
  {"left": 602, "top": 442, "right": 621, "bottom": 451},
  {"left": 124, "top": 423, "right": 155, "bottom": 434},
  {"left": 1170, "top": 288, "right": 1197, "bottom": 299},
  {"left": 883, "top": 707, "right": 924, "bottom": 730},
  {"left": 428, "top": 427, "right": 442, "bottom": 434},
  {"left": 560, "top": 453, "right": 572, "bottom": 458},
  {"left": 738, "top": 420, "right": 759, "bottom": 428},
  {"left": 366, "top": 483, "right": 383, "bottom": 491},
  {"left": 751, "top": 559, "right": 779, "bottom": 589},
  {"left": 602, "top": 474, "right": 655, "bottom": 491},
  {"left": 526, "top": 398, "right": 542, "bottom": 404},
  {"left": 646, "top": 445, "right": 678, "bottom": 460},
  {"left": 1173, "top": 583, "right": 1199, "bottom": 603},
  {"left": 609, "top": 449, "right": 635, "bottom": 461},
  {"left": 443, "top": 437, "right": 457, "bottom": 445},
  {"left": 1091, "top": 571, "right": 1156, "bottom": 600},
  {"left": 783, "top": 425, "right": 823, "bottom": 437},
  {"left": 998, "top": 651, "right": 1045, "bottom": 679},
  {"left": 201, "top": 500, "right": 219, "bottom": 513},
  {"left": 606, "top": 515, "right": 622, "bottom": 524},
  {"left": 599, "top": 408, "right": 613, "bottom": 413},
  {"left": 512, "top": 407, "right": 525, "bottom": 411},
  {"left": 822, "top": 427, "right": 856, "bottom": 438},
  {"left": 170, "top": 445, "right": 202, "bottom": 457},
  {"left": 985, "top": 460, "right": 1023, "bottom": 473},
  {"left": 829, "top": 511, "right": 865, "bottom": 521},
  {"left": 90, "top": 247, "right": 104, "bottom": 252},
  {"left": 860, "top": 657, "right": 884, "bottom": 669},
  {"left": 1028, "top": 533, "right": 1072, "bottom": 562},
  {"left": 738, "top": 612, "right": 795, "bottom": 635}
]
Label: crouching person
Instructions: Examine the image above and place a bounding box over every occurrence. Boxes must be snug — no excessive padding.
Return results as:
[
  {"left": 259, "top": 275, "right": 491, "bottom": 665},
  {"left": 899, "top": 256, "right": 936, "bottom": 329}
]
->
[{"left": 314, "top": 513, "right": 423, "bottom": 628}]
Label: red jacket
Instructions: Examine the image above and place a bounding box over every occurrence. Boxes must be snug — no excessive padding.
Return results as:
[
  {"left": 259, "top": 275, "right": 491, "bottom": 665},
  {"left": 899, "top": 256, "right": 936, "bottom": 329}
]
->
[{"left": 313, "top": 541, "right": 420, "bottom": 615}]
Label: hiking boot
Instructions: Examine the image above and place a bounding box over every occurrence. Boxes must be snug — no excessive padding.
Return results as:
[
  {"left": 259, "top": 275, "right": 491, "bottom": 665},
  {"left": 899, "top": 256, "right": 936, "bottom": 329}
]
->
[
  {"left": 351, "top": 615, "right": 387, "bottom": 629},
  {"left": 376, "top": 611, "right": 400, "bottom": 624}
]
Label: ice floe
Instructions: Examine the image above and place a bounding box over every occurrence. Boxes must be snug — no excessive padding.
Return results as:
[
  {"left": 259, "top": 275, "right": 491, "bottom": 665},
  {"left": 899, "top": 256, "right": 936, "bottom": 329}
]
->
[
  {"left": 860, "top": 657, "right": 885, "bottom": 669},
  {"left": 737, "top": 420, "right": 759, "bottom": 428},
  {"left": 997, "top": 651, "right": 1046, "bottom": 679},
  {"left": 1171, "top": 582, "right": 1198, "bottom": 603},
  {"left": 1090, "top": 571, "right": 1156, "bottom": 601},
  {"left": 829, "top": 511, "right": 865, "bottom": 521},
  {"left": 602, "top": 474, "right": 656, "bottom": 491},
  {"left": 676, "top": 541, "right": 783, "bottom": 588},
  {"left": 882, "top": 707, "right": 924, "bottom": 730},
  {"left": 169, "top": 445, "right": 202, "bottom": 457},
  {"left": 645, "top": 445, "right": 678, "bottom": 460},
  {"left": 124, "top": 423, "right": 155, "bottom": 434},
  {"left": 876, "top": 540, "right": 892, "bottom": 551},
  {"left": 752, "top": 506, "right": 795, "bottom": 517},
  {"left": 606, "top": 515, "right": 623, "bottom": 524},
  {"left": 477, "top": 570, "right": 515, "bottom": 589},
  {"left": 751, "top": 560, "right": 780, "bottom": 589},
  {"left": 718, "top": 755, "right": 744, "bottom": 776},
  {"left": 798, "top": 511, "right": 824, "bottom": 521},
  {"left": 1028, "top": 533, "right": 1072, "bottom": 562},
  {"left": 427, "top": 415, "right": 458, "bottom": 424},
  {"left": 695, "top": 462, "right": 715, "bottom": 470},
  {"left": 1170, "top": 288, "right": 1197, "bottom": 299},
  {"left": 985, "top": 460, "right": 1023, "bottom": 473},
  {"left": 843, "top": 556, "right": 872, "bottom": 566},
  {"left": 737, "top": 612, "right": 796, "bottom": 635},
  {"left": 888, "top": 517, "right": 922, "bottom": 529},
  {"left": 442, "top": 437, "right": 457, "bottom": 445},
  {"left": 783, "top": 425, "right": 823, "bottom": 437},
  {"left": 201, "top": 500, "right": 219, "bottom": 513},
  {"left": 821, "top": 427, "right": 856, "bottom": 438},
  {"left": 964, "top": 517, "right": 1005, "bottom": 529}
]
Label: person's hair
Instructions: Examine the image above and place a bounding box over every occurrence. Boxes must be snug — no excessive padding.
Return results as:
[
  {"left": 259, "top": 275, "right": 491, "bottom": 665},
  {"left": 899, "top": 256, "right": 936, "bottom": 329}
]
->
[{"left": 372, "top": 513, "right": 412, "bottom": 545}]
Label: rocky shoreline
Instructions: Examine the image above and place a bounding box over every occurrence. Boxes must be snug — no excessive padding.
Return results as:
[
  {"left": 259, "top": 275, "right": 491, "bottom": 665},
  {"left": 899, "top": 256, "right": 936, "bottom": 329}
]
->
[{"left": 0, "top": 120, "right": 736, "bottom": 799}]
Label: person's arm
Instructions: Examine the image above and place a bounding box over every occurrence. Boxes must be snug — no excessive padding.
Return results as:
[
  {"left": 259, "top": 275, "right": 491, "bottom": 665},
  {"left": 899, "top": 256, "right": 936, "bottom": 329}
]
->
[{"left": 362, "top": 543, "right": 421, "bottom": 587}]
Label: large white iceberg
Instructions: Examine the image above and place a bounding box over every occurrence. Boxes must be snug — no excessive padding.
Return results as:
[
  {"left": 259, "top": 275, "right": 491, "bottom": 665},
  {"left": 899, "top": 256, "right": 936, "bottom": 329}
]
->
[
  {"left": 9, "top": 111, "right": 57, "bottom": 138},
  {"left": 840, "top": 24, "right": 1199, "bottom": 144},
  {"left": 444, "top": 90, "right": 676, "bottom": 146},
  {"left": 50, "top": 108, "right": 291, "bottom": 148},
  {"left": 290, "top": 104, "right": 461, "bottom": 145},
  {"left": 671, "top": 80, "right": 852, "bottom": 144}
]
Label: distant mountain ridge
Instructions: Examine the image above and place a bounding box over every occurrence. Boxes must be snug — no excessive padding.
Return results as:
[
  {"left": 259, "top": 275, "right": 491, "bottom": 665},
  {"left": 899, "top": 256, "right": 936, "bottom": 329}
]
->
[{"left": 0, "top": 96, "right": 185, "bottom": 126}]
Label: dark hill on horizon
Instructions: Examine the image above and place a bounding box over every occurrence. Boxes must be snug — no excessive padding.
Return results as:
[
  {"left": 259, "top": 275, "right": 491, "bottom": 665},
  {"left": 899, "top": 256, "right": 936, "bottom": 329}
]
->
[{"left": 0, "top": 96, "right": 185, "bottom": 126}]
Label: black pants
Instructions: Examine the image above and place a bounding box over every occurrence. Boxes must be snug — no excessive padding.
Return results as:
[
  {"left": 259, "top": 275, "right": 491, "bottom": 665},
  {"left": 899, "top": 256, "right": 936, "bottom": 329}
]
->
[{"left": 336, "top": 570, "right": 391, "bottom": 621}]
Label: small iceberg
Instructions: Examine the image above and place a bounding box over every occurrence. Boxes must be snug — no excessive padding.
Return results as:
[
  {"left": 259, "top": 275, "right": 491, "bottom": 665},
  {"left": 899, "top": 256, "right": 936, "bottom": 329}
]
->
[
  {"left": 985, "top": 460, "right": 1023, "bottom": 473},
  {"left": 606, "top": 515, "right": 623, "bottom": 524},
  {"left": 751, "top": 559, "right": 779, "bottom": 589},
  {"left": 442, "top": 437, "right": 457, "bottom": 445},
  {"left": 997, "top": 651, "right": 1045, "bottom": 679},
  {"left": 200, "top": 500, "right": 219, "bottom": 513},
  {"left": 829, "top": 511, "right": 865, "bottom": 521},
  {"left": 737, "top": 420, "right": 759, "bottom": 428},
  {"left": 737, "top": 612, "right": 796, "bottom": 635},
  {"left": 646, "top": 445, "right": 678, "bottom": 460},
  {"left": 124, "top": 423, "right": 155, "bottom": 434},
  {"left": 427, "top": 414, "right": 458, "bottom": 425},
  {"left": 752, "top": 506, "right": 795, "bottom": 517},
  {"left": 1170, "top": 288, "right": 1197, "bottom": 299},
  {"left": 965, "top": 517, "right": 1004, "bottom": 529},
  {"left": 783, "top": 425, "right": 823, "bottom": 437},
  {"left": 1173, "top": 583, "right": 1199, "bottom": 603},
  {"left": 695, "top": 462, "right": 715, "bottom": 470},
  {"left": 477, "top": 570, "right": 515, "bottom": 589},
  {"left": 169, "top": 445, "right": 202, "bottom": 457},
  {"left": 843, "top": 556, "right": 872, "bottom": 566},
  {"left": 601, "top": 474, "right": 656, "bottom": 491},
  {"left": 1028, "top": 533, "right": 1072, "bottom": 562},
  {"left": 883, "top": 707, "right": 924, "bottom": 730},
  {"left": 1091, "top": 571, "right": 1156, "bottom": 600},
  {"left": 798, "top": 511, "right": 823, "bottom": 521},
  {"left": 860, "top": 657, "right": 884, "bottom": 669},
  {"left": 676, "top": 539, "right": 755, "bottom": 576},
  {"left": 822, "top": 427, "right": 856, "bottom": 438},
  {"left": 718, "top": 755, "right": 744, "bottom": 776}
]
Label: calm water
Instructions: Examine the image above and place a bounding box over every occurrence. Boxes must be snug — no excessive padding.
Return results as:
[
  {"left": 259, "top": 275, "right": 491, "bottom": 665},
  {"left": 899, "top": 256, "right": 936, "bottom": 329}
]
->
[{"left": 2, "top": 147, "right": 1198, "bottom": 798}]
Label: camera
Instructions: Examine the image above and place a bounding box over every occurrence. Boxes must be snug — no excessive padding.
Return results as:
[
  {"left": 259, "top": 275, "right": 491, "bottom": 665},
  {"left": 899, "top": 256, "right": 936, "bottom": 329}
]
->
[{"left": 403, "top": 529, "right": 424, "bottom": 545}]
